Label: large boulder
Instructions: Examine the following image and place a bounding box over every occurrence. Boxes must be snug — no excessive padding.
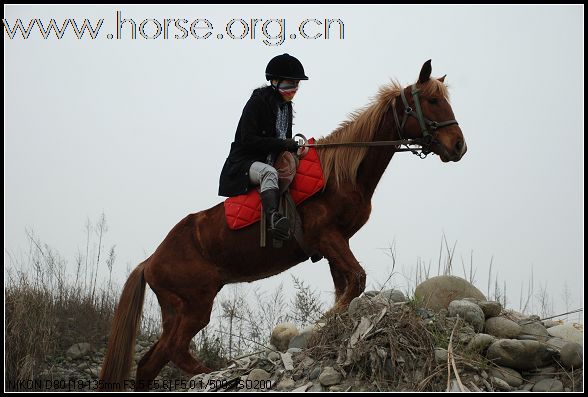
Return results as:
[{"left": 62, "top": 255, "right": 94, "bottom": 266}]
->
[{"left": 414, "top": 276, "right": 486, "bottom": 311}]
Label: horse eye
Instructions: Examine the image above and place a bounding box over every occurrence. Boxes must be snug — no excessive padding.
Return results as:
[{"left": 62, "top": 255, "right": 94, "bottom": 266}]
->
[{"left": 428, "top": 98, "right": 439, "bottom": 105}]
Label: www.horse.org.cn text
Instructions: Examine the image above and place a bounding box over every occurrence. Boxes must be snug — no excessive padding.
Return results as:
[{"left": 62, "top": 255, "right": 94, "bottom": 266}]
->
[{"left": 3, "top": 11, "right": 345, "bottom": 46}]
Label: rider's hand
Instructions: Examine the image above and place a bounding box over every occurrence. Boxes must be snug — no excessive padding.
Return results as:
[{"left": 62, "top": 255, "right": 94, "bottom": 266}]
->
[{"left": 283, "top": 138, "right": 299, "bottom": 152}]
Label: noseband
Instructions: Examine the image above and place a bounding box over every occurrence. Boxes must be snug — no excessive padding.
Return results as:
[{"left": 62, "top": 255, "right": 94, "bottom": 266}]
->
[{"left": 393, "top": 84, "right": 459, "bottom": 157}]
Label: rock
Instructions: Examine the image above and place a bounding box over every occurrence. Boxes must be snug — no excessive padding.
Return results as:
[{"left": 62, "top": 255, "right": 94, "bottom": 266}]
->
[
  {"left": 477, "top": 301, "right": 502, "bottom": 318},
  {"left": 521, "top": 382, "right": 535, "bottom": 391},
  {"left": 547, "top": 323, "right": 583, "bottom": 345},
  {"left": 414, "top": 275, "right": 486, "bottom": 311},
  {"left": 375, "top": 289, "right": 406, "bottom": 304},
  {"left": 329, "top": 385, "right": 345, "bottom": 392},
  {"left": 292, "top": 382, "right": 313, "bottom": 392},
  {"left": 546, "top": 337, "right": 567, "bottom": 350},
  {"left": 518, "top": 319, "right": 549, "bottom": 341},
  {"left": 532, "top": 378, "right": 563, "bottom": 392},
  {"left": 448, "top": 300, "right": 485, "bottom": 332},
  {"left": 247, "top": 369, "right": 271, "bottom": 390},
  {"left": 309, "top": 366, "right": 321, "bottom": 380},
  {"left": 416, "top": 308, "right": 435, "bottom": 319},
  {"left": 559, "top": 342, "right": 583, "bottom": 369},
  {"left": 268, "top": 351, "right": 280, "bottom": 362},
  {"left": 489, "top": 366, "right": 523, "bottom": 387},
  {"left": 449, "top": 379, "right": 465, "bottom": 392},
  {"left": 88, "top": 367, "right": 100, "bottom": 378},
  {"left": 66, "top": 343, "right": 92, "bottom": 360},
  {"left": 300, "top": 356, "right": 315, "bottom": 367},
  {"left": 434, "top": 348, "right": 448, "bottom": 364},
  {"left": 318, "top": 367, "right": 342, "bottom": 386},
  {"left": 292, "top": 369, "right": 304, "bottom": 381},
  {"left": 280, "top": 352, "right": 294, "bottom": 371},
  {"left": 491, "top": 376, "right": 512, "bottom": 391},
  {"left": 458, "top": 327, "right": 476, "bottom": 344},
  {"left": 484, "top": 317, "right": 521, "bottom": 339},
  {"left": 486, "top": 339, "right": 555, "bottom": 370},
  {"left": 467, "top": 334, "right": 496, "bottom": 354},
  {"left": 276, "top": 378, "right": 295, "bottom": 391},
  {"left": 542, "top": 320, "right": 561, "bottom": 328},
  {"left": 309, "top": 382, "right": 324, "bottom": 392},
  {"left": 271, "top": 323, "right": 299, "bottom": 352},
  {"left": 363, "top": 290, "right": 379, "bottom": 298},
  {"left": 517, "top": 334, "right": 540, "bottom": 341},
  {"left": 288, "top": 324, "right": 318, "bottom": 350},
  {"left": 286, "top": 348, "right": 302, "bottom": 354},
  {"left": 348, "top": 296, "right": 386, "bottom": 317},
  {"left": 531, "top": 365, "right": 558, "bottom": 376}
]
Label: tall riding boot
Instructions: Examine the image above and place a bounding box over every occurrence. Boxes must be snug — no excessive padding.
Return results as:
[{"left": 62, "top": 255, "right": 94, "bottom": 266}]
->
[{"left": 260, "top": 188, "right": 290, "bottom": 240}]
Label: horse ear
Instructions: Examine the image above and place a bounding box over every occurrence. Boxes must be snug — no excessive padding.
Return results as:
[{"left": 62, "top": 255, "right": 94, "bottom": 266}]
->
[
  {"left": 418, "top": 60, "right": 432, "bottom": 83},
  {"left": 438, "top": 74, "right": 446, "bottom": 83}
]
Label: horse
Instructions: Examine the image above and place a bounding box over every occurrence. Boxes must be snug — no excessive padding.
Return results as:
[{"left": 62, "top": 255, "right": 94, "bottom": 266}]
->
[{"left": 98, "top": 60, "right": 467, "bottom": 391}]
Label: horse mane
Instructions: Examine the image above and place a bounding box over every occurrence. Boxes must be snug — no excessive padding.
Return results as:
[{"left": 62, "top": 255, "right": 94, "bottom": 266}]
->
[{"left": 317, "top": 78, "right": 449, "bottom": 187}]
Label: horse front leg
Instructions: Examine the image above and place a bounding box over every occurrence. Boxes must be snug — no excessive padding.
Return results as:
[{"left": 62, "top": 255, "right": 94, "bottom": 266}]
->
[{"left": 320, "top": 232, "right": 366, "bottom": 313}]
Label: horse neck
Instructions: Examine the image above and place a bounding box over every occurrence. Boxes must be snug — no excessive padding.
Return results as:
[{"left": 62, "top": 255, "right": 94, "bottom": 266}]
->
[{"left": 356, "top": 106, "right": 399, "bottom": 199}]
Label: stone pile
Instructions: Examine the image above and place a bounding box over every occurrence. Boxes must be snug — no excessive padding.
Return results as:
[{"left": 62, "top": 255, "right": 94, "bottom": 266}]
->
[{"left": 188, "top": 276, "right": 583, "bottom": 392}]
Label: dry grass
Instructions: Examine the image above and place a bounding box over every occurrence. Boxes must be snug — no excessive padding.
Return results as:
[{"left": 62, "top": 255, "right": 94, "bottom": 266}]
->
[
  {"left": 5, "top": 254, "right": 116, "bottom": 387},
  {"left": 305, "top": 301, "right": 448, "bottom": 391},
  {"left": 4, "top": 217, "right": 161, "bottom": 389}
]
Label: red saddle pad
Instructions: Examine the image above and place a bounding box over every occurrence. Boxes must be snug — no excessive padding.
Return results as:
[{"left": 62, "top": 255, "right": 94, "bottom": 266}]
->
[{"left": 224, "top": 138, "right": 324, "bottom": 230}]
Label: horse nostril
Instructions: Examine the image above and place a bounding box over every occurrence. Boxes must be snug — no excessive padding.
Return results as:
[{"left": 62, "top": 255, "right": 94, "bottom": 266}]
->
[{"left": 455, "top": 139, "right": 463, "bottom": 153}]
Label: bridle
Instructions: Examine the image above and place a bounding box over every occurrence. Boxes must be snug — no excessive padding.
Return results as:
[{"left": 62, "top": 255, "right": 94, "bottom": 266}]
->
[
  {"left": 298, "top": 83, "right": 459, "bottom": 159},
  {"left": 393, "top": 83, "right": 459, "bottom": 158}
]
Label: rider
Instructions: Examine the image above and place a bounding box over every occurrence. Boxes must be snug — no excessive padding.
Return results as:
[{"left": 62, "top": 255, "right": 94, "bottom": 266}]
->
[{"left": 218, "top": 53, "right": 308, "bottom": 240}]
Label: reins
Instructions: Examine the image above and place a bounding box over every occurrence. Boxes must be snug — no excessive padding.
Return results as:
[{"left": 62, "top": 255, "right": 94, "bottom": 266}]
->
[{"left": 296, "top": 83, "right": 458, "bottom": 160}]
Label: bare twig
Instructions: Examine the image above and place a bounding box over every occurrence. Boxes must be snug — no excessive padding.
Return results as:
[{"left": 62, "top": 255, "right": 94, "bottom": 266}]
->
[
  {"left": 215, "top": 329, "right": 278, "bottom": 353},
  {"left": 518, "top": 308, "right": 584, "bottom": 325},
  {"left": 447, "top": 316, "right": 465, "bottom": 392}
]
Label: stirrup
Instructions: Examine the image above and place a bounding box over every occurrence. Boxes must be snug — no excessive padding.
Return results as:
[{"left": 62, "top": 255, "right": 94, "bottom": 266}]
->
[{"left": 270, "top": 213, "right": 291, "bottom": 240}]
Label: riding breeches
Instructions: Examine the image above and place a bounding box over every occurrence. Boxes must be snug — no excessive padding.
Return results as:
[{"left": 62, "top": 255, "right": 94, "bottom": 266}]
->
[{"left": 248, "top": 162, "right": 279, "bottom": 193}]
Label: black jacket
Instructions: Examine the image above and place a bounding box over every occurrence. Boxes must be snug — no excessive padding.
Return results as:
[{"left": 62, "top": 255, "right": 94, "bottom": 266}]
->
[{"left": 218, "top": 86, "right": 293, "bottom": 197}]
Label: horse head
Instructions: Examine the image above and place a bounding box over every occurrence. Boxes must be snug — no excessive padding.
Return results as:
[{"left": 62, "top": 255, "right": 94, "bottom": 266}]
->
[{"left": 395, "top": 60, "right": 467, "bottom": 162}]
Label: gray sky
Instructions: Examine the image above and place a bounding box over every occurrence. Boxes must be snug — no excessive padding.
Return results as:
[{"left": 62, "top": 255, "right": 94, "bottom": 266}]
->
[{"left": 4, "top": 5, "right": 584, "bottom": 318}]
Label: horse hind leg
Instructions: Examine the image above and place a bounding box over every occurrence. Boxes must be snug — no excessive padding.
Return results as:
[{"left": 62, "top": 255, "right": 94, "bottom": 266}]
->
[
  {"left": 134, "top": 293, "right": 179, "bottom": 391},
  {"left": 168, "top": 293, "right": 216, "bottom": 375}
]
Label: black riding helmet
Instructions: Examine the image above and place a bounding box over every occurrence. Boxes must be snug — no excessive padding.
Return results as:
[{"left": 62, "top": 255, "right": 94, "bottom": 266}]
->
[{"left": 265, "top": 53, "right": 309, "bottom": 81}]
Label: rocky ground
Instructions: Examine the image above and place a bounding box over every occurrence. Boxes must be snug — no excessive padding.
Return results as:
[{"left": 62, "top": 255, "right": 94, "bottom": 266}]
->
[{"left": 31, "top": 276, "right": 583, "bottom": 392}]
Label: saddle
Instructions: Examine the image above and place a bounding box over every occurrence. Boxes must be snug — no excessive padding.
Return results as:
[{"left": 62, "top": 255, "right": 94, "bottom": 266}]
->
[{"left": 224, "top": 139, "right": 324, "bottom": 259}]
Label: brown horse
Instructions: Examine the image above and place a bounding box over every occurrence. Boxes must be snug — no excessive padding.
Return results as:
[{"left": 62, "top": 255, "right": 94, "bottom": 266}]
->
[{"left": 98, "top": 60, "right": 466, "bottom": 391}]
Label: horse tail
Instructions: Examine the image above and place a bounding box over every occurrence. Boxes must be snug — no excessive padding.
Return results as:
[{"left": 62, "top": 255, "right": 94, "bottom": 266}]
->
[{"left": 98, "top": 261, "right": 147, "bottom": 391}]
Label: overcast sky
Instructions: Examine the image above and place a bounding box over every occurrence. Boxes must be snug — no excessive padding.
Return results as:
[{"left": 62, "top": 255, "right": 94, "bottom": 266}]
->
[{"left": 4, "top": 5, "right": 584, "bottom": 319}]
